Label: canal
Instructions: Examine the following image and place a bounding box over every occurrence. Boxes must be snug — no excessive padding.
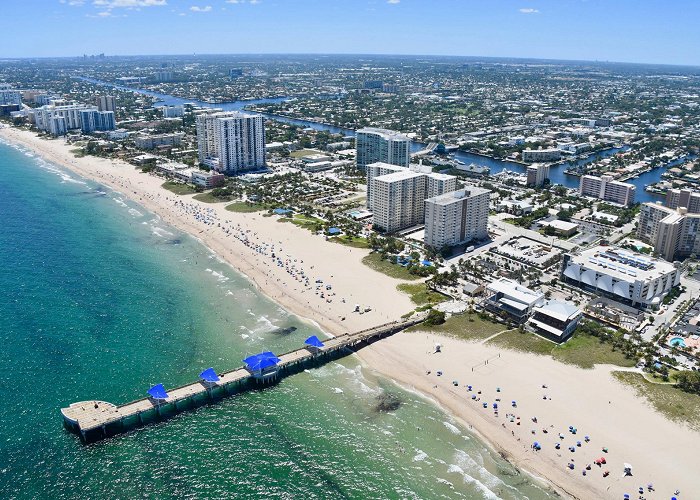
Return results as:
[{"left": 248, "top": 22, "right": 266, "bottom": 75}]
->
[{"left": 80, "top": 77, "right": 674, "bottom": 203}]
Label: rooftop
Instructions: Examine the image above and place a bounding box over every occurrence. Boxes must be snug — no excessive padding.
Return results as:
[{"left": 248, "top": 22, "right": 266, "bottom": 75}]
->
[
  {"left": 426, "top": 187, "right": 490, "bottom": 205},
  {"left": 357, "top": 127, "right": 410, "bottom": 141},
  {"left": 486, "top": 277, "right": 545, "bottom": 307},
  {"left": 568, "top": 246, "right": 678, "bottom": 281}
]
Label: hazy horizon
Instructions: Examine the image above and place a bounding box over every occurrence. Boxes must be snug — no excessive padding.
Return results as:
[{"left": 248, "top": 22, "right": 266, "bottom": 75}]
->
[{"left": 4, "top": 0, "right": 700, "bottom": 66}]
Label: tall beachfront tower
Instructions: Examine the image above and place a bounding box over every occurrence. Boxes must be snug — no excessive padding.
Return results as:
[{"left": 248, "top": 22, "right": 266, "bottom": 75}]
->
[
  {"left": 424, "top": 188, "right": 490, "bottom": 249},
  {"left": 196, "top": 110, "right": 265, "bottom": 173},
  {"left": 356, "top": 127, "right": 410, "bottom": 172},
  {"left": 215, "top": 112, "right": 266, "bottom": 174}
]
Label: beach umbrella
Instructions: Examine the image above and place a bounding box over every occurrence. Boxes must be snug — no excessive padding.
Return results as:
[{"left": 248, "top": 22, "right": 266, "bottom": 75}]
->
[{"left": 511, "top": 400, "right": 517, "bottom": 407}]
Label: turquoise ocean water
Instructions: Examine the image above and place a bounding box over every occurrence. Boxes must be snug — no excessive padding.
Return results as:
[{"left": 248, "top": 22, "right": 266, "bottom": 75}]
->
[{"left": 0, "top": 139, "right": 556, "bottom": 499}]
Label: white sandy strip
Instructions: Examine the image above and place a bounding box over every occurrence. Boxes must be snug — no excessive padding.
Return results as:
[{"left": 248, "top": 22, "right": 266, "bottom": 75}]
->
[
  {"left": 0, "top": 127, "right": 414, "bottom": 339},
  {"left": 357, "top": 331, "right": 700, "bottom": 499}
]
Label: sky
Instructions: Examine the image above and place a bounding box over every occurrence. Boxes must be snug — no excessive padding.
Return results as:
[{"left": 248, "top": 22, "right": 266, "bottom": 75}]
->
[{"left": 2, "top": 0, "right": 699, "bottom": 66}]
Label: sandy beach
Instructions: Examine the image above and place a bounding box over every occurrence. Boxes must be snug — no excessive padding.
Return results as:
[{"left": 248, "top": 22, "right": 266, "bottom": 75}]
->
[
  {"left": 0, "top": 127, "right": 414, "bottom": 338},
  {"left": 3, "top": 126, "right": 698, "bottom": 499},
  {"left": 361, "top": 332, "right": 700, "bottom": 499}
]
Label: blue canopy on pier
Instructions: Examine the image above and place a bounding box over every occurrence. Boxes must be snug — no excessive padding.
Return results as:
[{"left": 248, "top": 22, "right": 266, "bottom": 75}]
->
[
  {"left": 304, "top": 335, "right": 325, "bottom": 348},
  {"left": 243, "top": 351, "right": 281, "bottom": 372},
  {"left": 147, "top": 384, "right": 169, "bottom": 400},
  {"left": 199, "top": 367, "right": 220, "bottom": 383}
]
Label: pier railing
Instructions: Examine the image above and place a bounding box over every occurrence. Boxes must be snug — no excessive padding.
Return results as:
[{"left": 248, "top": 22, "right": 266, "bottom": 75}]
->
[{"left": 60, "top": 315, "right": 425, "bottom": 442}]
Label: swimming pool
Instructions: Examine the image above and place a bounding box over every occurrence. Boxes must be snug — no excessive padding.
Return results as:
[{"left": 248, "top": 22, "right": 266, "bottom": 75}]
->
[{"left": 670, "top": 337, "right": 687, "bottom": 348}]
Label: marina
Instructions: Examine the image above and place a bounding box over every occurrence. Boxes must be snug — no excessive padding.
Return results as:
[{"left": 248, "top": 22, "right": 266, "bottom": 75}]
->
[{"left": 61, "top": 317, "right": 424, "bottom": 443}]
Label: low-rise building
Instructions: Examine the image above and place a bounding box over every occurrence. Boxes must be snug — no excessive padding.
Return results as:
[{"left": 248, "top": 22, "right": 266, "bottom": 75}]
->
[
  {"left": 134, "top": 132, "right": 184, "bottom": 150},
  {"left": 561, "top": 246, "right": 680, "bottom": 308},
  {"left": 522, "top": 148, "right": 561, "bottom": 162},
  {"left": 191, "top": 170, "right": 225, "bottom": 189},
  {"left": 528, "top": 300, "right": 582, "bottom": 340},
  {"left": 160, "top": 105, "right": 185, "bottom": 118},
  {"left": 540, "top": 219, "right": 579, "bottom": 237},
  {"left": 484, "top": 278, "right": 545, "bottom": 323}
]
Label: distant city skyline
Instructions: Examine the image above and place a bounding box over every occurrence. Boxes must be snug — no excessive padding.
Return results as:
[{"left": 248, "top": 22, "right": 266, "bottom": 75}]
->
[{"left": 3, "top": 0, "right": 700, "bottom": 66}]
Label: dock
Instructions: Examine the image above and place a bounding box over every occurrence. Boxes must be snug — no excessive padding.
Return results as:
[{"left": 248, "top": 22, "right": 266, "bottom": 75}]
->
[{"left": 61, "top": 316, "right": 424, "bottom": 442}]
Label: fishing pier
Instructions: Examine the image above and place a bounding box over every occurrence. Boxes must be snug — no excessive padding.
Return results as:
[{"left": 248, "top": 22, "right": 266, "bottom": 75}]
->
[{"left": 61, "top": 316, "right": 424, "bottom": 443}]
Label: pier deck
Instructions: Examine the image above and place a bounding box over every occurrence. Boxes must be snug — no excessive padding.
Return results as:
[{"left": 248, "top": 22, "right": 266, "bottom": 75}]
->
[{"left": 61, "top": 316, "right": 423, "bottom": 441}]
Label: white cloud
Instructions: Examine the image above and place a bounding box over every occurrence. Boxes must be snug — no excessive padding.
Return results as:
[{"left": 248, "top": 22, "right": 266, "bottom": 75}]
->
[
  {"left": 519, "top": 8, "right": 539, "bottom": 14},
  {"left": 387, "top": 0, "right": 400, "bottom": 3},
  {"left": 92, "top": 0, "right": 166, "bottom": 8},
  {"left": 249, "top": 0, "right": 261, "bottom": 4},
  {"left": 190, "top": 5, "right": 212, "bottom": 11}
]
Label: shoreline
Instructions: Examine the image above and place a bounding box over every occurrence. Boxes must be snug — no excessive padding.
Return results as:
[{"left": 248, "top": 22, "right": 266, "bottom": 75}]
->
[{"left": 2, "top": 126, "right": 698, "bottom": 499}]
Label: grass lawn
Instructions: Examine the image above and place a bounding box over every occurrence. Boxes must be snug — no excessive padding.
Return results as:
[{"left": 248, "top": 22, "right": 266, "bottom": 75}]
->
[
  {"left": 162, "top": 181, "right": 197, "bottom": 195},
  {"left": 397, "top": 283, "right": 449, "bottom": 306},
  {"left": 408, "top": 313, "right": 508, "bottom": 341},
  {"left": 361, "top": 253, "right": 421, "bottom": 281},
  {"left": 192, "top": 192, "right": 234, "bottom": 203},
  {"left": 487, "top": 330, "right": 638, "bottom": 369},
  {"left": 225, "top": 201, "right": 266, "bottom": 213},
  {"left": 290, "top": 149, "right": 319, "bottom": 158},
  {"left": 277, "top": 214, "right": 324, "bottom": 231},
  {"left": 330, "top": 235, "right": 370, "bottom": 249},
  {"left": 487, "top": 328, "right": 554, "bottom": 355},
  {"left": 551, "top": 333, "right": 636, "bottom": 369},
  {"left": 613, "top": 371, "right": 700, "bottom": 430}
]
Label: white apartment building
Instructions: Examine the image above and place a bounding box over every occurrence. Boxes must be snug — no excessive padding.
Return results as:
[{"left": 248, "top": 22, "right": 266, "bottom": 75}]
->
[
  {"left": 356, "top": 127, "right": 410, "bottom": 171},
  {"left": 366, "top": 162, "right": 458, "bottom": 233},
  {"left": 0, "top": 89, "right": 21, "bottom": 106},
  {"left": 160, "top": 105, "right": 184, "bottom": 118},
  {"left": 526, "top": 163, "right": 550, "bottom": 187},
  {"left": 214, "top": 112, "right": 265, "bottom": 174},
  {"left": 579, "top": 174, "right": 636, "bottom": 207},
  {"left": 561, "top": 246, "right": 680, "bottom": 308},
  {"left": 34, "top": 103, "right": 94, "bottom": 136},
  {"left": 522, "top": 148, "right": 561, "bottom": 162},
  {"left": 637, "top": 202, "right": 700, "bottom": 262},
  {"left": 665, "top": 188, "right": 700, "bottom": 214},
  {"left": 426, "top": 172, "right": 457, "bottom": 199},
  {"left": 424, "top": 187, "right": 490, "bottom": 249},
  {"left": 371, "top": 170, "right": 426, "bottom": 233}
]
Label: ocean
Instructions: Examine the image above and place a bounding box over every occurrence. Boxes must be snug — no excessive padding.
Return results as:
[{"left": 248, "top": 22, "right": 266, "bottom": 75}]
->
[{"left": 0, "top": 139, "right": 556, "bottom": 499}]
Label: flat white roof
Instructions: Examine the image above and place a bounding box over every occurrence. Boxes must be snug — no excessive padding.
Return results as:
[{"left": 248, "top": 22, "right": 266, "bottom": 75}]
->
[
  {"left": 486, "top": 278, "right": 544, "bottom": 307},
  {"left": 542, "top": 220, "right": 579, "bottom": 231},
  {"left": 568, "top": 246, "right": 677, "bottom": 281}
]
